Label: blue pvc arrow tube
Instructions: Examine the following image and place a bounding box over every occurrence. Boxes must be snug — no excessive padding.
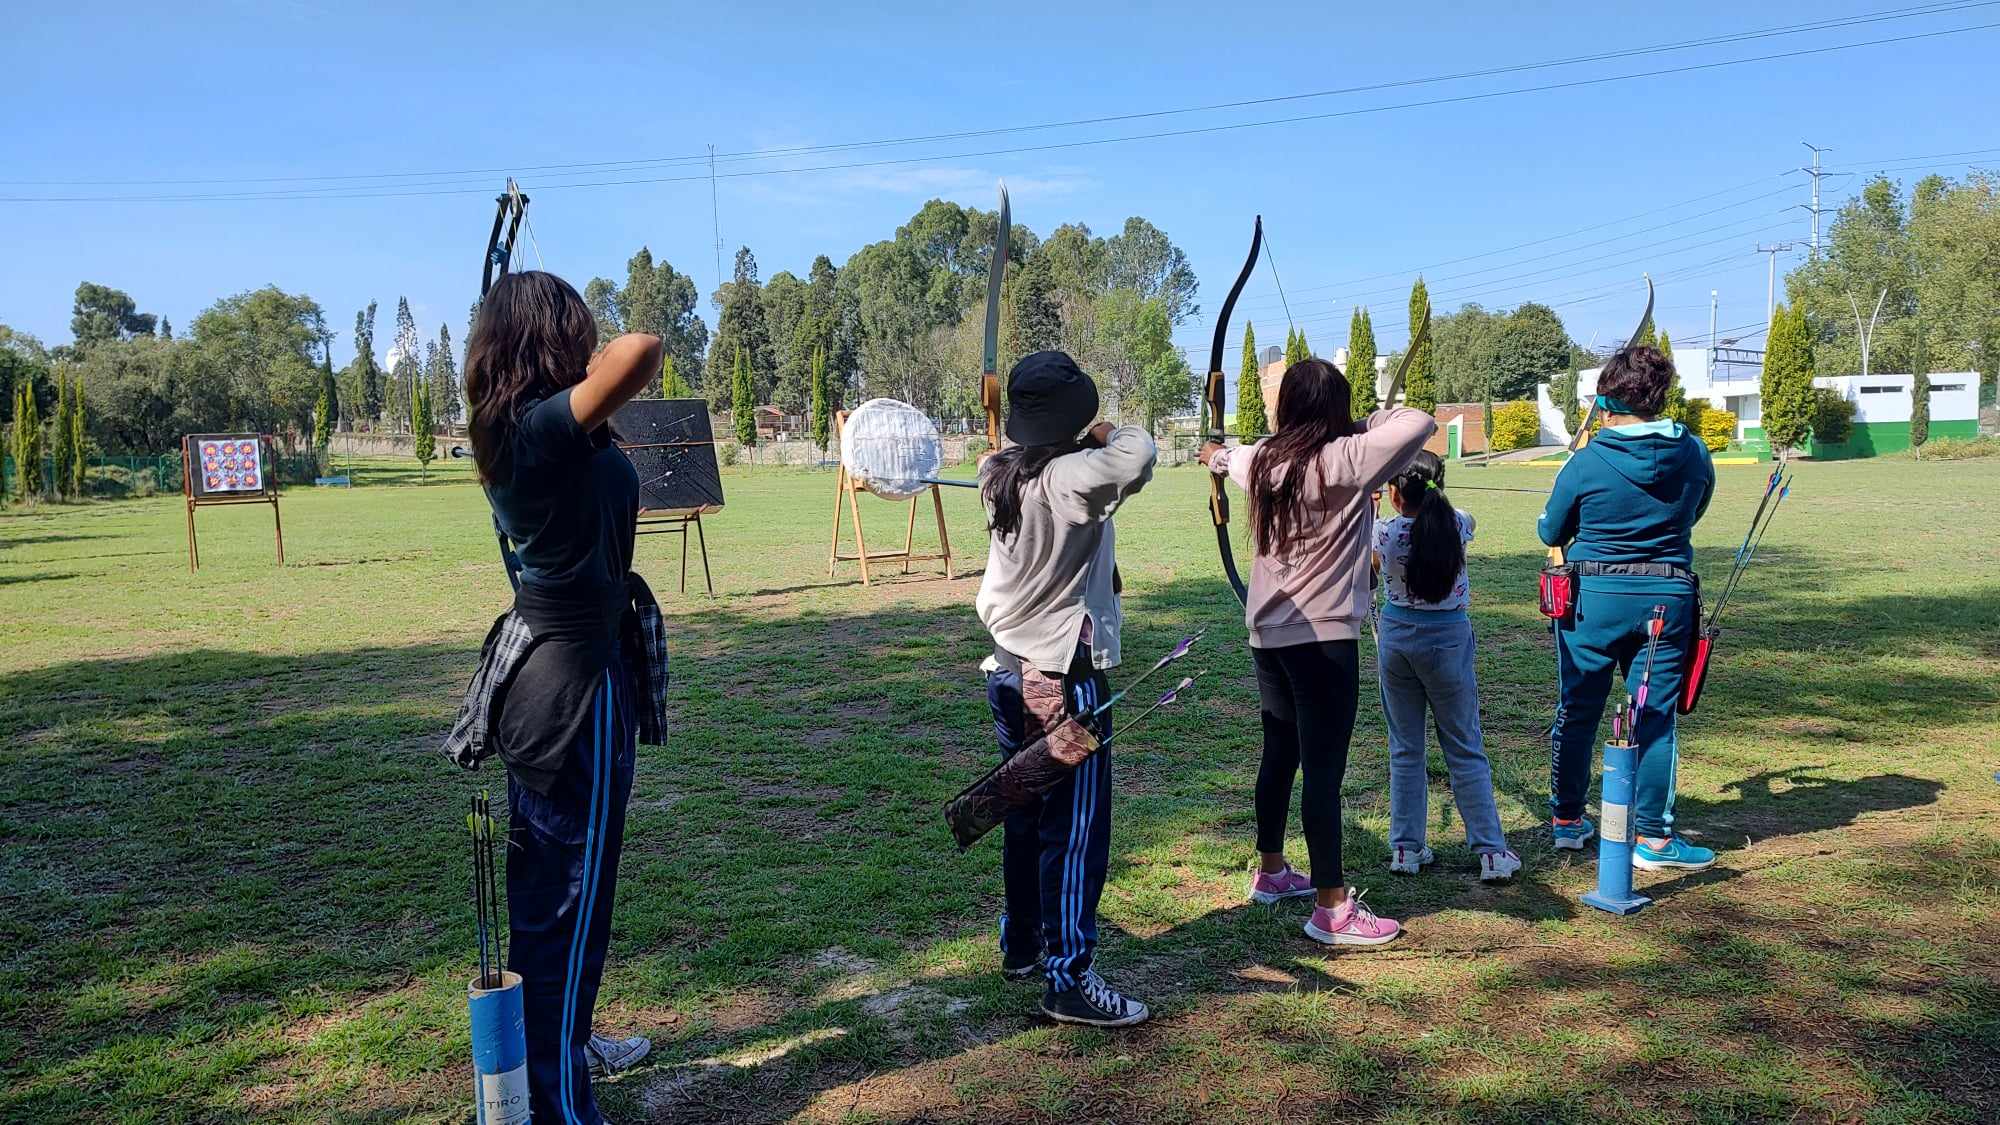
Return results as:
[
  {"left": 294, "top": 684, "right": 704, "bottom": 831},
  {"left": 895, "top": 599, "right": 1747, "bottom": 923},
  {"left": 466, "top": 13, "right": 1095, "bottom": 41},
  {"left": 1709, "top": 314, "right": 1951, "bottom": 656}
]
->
[
  {"left": 469, "top": 972, "right": 531, "bottom": 1124},
  {"left": 1581, "top": 741, "right": 1652, "bottom": 916}
]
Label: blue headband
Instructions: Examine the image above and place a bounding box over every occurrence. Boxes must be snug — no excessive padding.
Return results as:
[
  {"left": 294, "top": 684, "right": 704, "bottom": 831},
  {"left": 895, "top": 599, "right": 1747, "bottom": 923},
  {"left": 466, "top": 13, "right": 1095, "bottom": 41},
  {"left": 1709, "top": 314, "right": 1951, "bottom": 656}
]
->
[{"left": 1596, "top": 394, "right": 1640, "bottom": 414}]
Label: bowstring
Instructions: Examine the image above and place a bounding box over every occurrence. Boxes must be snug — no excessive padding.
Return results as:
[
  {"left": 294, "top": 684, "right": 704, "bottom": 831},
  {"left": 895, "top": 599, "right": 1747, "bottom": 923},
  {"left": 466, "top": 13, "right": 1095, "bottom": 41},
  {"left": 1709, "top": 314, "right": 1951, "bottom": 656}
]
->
[{"left": 1261, "top": 233, "right": 1296, "bottom": 333}]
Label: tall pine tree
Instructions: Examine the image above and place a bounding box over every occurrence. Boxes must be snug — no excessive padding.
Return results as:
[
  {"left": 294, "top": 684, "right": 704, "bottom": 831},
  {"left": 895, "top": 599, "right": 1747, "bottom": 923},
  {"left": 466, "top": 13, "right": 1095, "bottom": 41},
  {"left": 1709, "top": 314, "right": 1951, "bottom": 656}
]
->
[
  {"left": 355, "top": 303, "right": 382, "bottom": 427},
  {"left": 1236, "top": 322, "right": 1266, "bottom": 439},
  {"left": 1909, "top": 325, "right": 1931, "bottom": 449},
  {"left": 1404, "top": 279, "right": 1437, "bottom": 413},
  {"left": 432, "top": 325, "right": 460, "bottom": 427},
  {"left": 1347, "top": 308, "right": 1377, "bottom": 420},
  {"left": 731, "top": 347, "right": 756, "bottom": 447},
  {"left": 1761, "top": 302, "right": 1815, "bottom": 454}
]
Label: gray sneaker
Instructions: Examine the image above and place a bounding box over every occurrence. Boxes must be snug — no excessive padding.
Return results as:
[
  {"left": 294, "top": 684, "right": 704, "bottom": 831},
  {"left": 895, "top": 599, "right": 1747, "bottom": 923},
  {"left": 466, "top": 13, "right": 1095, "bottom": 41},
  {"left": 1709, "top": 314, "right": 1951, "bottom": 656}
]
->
[{"left": 585, "top": 1032, "right": 652, "bottom": 1078}]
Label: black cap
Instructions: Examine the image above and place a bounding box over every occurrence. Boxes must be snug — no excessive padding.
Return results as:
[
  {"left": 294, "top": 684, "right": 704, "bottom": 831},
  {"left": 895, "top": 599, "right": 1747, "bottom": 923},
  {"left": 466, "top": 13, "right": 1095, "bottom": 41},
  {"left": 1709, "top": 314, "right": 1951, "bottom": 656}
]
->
[{"left": 1005, "top": 351, "right": 1098, "bottom": 447}]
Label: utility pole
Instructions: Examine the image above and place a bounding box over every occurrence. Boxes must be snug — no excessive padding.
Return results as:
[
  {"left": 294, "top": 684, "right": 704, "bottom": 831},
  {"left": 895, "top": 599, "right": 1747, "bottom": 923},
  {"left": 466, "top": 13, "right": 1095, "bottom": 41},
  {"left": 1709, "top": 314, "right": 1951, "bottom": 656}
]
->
[
  {"left": 1708, "top": 289, "right": 1718, "bottom": 386},
  {"left": 708, "top": 144, "right": 724, "bottom": 296},
  {"left": 1757, "top": 243, "right": 1796, "bottom": 322},
  {"left": 1799, "top": 142, "right": 1833, "bottom": 260}
]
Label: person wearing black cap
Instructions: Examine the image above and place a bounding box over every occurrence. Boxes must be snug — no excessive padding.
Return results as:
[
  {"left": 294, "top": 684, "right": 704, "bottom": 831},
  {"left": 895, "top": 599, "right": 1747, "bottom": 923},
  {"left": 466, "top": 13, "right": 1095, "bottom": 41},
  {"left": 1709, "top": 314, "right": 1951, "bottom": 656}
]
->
[{"left": 976, "top": 350, "right": 1156, "bottom": 1027}]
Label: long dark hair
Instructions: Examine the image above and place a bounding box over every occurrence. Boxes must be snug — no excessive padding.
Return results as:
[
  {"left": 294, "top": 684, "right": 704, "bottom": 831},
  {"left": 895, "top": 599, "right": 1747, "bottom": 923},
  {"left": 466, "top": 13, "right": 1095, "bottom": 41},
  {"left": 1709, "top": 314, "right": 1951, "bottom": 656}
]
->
[
  {"left": 1249, "top": 357, "right": 1362, "bottom": 558},
  {"left": 1386, "top": 450, "right": 1463, "bottom": 604},
  {"left": 983, "top": 440, "right": 1085, "bottom": 539},
  {"left": 464, "top": 271, "right": 597, "bottom": 484}
]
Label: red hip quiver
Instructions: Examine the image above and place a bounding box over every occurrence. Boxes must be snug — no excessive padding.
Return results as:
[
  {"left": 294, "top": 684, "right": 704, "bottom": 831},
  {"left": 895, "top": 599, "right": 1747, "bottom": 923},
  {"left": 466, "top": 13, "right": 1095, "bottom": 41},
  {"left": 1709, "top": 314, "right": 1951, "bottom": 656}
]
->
[{"left": 1539, "top": 547, "right": 1577, "bottom": 624}]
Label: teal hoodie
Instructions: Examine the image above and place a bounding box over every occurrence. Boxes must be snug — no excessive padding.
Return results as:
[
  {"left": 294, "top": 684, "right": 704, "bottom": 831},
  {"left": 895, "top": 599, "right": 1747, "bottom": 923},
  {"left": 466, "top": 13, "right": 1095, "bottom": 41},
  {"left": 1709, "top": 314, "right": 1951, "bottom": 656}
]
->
[{"left": 1537, "top": 420, "right": 1715, "bottom": 568}]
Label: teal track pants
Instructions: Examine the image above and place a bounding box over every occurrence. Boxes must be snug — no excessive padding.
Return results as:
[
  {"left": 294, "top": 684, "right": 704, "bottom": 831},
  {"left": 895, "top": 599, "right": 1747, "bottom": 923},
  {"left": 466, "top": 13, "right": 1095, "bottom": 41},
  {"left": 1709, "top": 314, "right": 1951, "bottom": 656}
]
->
[{"left": 1549, "top": 580, "right": 1697, "bottom": 839}]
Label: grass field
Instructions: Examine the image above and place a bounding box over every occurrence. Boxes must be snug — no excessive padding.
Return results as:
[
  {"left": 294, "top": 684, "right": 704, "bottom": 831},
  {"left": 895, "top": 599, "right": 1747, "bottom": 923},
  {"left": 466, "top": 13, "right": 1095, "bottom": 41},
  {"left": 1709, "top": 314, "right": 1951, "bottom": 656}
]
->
[{"left": 3, "top": 453, "right": 1997, "bottom": 1124}]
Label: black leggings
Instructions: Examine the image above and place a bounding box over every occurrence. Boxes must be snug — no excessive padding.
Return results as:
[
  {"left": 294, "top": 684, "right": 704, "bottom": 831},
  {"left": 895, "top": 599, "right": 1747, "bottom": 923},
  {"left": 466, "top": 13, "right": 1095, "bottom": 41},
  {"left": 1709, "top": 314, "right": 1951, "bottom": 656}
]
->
[{"left": 1251, "top": 639, "right": 1360, "bottom": 890}]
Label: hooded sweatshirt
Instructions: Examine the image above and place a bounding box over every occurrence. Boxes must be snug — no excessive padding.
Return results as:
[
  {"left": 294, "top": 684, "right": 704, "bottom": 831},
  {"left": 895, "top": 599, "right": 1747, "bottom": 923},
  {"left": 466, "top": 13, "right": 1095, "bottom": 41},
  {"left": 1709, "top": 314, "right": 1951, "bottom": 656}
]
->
[
  {"left": 977, "top": 426, "right": 1157, "bottom": 673},
  {"left": 1210, "top": 407, "right": 1436, "bottom": 648},
  {"left": 1537, "top": 419, "right": 1715, "bottom": 568}
]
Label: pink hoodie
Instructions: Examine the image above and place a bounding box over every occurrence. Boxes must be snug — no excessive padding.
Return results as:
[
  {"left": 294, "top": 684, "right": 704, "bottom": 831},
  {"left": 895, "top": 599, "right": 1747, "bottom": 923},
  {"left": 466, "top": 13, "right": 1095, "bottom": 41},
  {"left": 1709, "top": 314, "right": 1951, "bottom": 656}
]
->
[{"left": 1209, "top": 407, "right": 1437, "bottom": 648}]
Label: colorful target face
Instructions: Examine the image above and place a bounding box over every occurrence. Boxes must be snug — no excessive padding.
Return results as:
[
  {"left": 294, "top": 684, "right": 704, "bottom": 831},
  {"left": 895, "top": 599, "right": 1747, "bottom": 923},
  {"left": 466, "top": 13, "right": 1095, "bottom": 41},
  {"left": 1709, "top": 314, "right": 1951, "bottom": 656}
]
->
[{"left": 188, "top": 435, "right": 267, "bottom": 496}]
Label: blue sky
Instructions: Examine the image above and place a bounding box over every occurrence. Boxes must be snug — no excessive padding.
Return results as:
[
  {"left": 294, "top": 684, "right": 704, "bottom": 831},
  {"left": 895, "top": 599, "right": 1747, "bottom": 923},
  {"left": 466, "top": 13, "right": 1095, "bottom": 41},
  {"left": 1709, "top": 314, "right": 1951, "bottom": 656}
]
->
[{"left": 4, "top": 0, "right": 1996, "bottom": 379}]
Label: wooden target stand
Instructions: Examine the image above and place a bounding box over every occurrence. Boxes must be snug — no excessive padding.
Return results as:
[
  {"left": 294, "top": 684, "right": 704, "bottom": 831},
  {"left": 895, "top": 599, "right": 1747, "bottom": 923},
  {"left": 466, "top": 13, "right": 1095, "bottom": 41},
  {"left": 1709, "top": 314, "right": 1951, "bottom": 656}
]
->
[
  {"left": 635, "top": 509, "right": 715, "bottom": 595},
  {"left": 181, "top": 433, "right": 284, "bottom": 572},
  {"left": 827, "top": 410, "right": 954, "bottom": 585}
]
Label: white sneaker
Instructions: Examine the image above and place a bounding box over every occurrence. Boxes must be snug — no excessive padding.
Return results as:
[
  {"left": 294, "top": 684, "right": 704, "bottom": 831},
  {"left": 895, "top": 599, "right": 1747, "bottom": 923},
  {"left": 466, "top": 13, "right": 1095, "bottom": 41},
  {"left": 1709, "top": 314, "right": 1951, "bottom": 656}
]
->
[
  {"left": 1387, "top": 845, "right": 1434, "bottom": 875},
  {"left": 1479, "top": 849, "right": 1522, "bottom": 882},
  {"left": 585, "top": 1032, "right": 652, "bottom": 1077}
]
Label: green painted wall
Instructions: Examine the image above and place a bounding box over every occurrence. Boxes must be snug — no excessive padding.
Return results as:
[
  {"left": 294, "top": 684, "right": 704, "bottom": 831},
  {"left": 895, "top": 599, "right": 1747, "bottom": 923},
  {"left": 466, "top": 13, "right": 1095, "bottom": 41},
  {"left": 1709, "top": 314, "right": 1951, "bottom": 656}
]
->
[{"left": 1804, "top": 419, "right": 1978, "bottom": 459}]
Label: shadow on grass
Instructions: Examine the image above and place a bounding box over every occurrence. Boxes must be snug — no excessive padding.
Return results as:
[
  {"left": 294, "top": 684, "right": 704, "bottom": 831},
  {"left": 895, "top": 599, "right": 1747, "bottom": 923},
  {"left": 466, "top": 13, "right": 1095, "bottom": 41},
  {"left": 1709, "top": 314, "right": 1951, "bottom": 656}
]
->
[{"left": 0, "top": 541, "right": 1992, "bottom": 1121}]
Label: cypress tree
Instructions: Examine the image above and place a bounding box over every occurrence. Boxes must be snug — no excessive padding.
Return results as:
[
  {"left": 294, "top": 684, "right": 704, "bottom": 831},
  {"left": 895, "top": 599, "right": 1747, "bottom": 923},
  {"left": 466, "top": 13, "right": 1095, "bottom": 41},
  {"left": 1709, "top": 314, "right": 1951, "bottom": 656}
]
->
[
  {"left": 732, "top": 346, "right": 756, "bottom": 447},
  {"left": 1347, "top": 308, "right": 1377, "bottom": 420},
  {"left": 1658, "top": 330, "right": 1691, "bottom": 425},
  {"left": 51, "top": 370, "right": 73, "bottom": 501},
  {"left": 809, "top": 343, "right": 831, "bottom": 453},
  {"left": 1284, "top": 327, "right": 1309, "bottom": 366},
  {"left": 69, "top": 372, "right": 87, "bottom": 499},
  {"left": 314, "top": 342, "right": 338, "bottom": 464},
  {"left": 660, "top": 354, "right": 694, "bottom": 398},
  {"left": 1761, "top": 302, "right": 1815, "bottom": 454},
  {"left": 14, "top": 382, "right": 44, "bottom": 500},
  {"left": 411, "top": 382, "right": 436, "bottom": 480},
  {"left": 1404, "top": 278, "right": 1437, "bottom": 414},
  {"left": 1236, "top": 322, "right": 1266, "bottom": 439},
  {"left": 1910, "top": 326, "right": 1931, "bottom": 449}
]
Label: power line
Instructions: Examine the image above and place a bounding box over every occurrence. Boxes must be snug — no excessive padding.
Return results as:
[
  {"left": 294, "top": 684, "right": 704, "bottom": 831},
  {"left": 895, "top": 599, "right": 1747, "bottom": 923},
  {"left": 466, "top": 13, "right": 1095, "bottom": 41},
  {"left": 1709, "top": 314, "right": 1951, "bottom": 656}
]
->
[
  {"left": 8, "top": 18, "right": 1998, "bottom": 203},
  {"left": 6, "top": 1, "right": 1988, "bottom": 192}
]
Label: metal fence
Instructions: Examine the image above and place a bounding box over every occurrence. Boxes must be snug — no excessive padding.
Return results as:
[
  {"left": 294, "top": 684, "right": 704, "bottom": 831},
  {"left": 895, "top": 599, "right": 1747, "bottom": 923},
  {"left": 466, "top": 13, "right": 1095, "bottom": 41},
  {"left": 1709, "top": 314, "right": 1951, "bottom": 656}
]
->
[{"left": 3, "top": 450, "right": 322, "bottom": 499}]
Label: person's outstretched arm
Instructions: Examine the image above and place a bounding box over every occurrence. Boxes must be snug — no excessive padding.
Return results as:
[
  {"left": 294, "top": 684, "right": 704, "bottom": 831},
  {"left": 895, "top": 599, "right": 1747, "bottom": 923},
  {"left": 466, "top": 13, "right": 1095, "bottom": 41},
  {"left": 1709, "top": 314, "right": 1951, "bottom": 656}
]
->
[{"left": 570, "top": 333, "right": 664, "bottom": 431}]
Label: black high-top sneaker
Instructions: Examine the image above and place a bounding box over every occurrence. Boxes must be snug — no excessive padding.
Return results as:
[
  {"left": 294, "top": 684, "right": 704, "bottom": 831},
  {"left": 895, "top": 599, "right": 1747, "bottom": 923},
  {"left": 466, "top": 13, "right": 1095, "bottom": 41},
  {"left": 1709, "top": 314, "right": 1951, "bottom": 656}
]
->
[
  {"left": 1001, "top": 948, "right": 1046, "bottom": 983},
  {"left": 1040, "top": 970, "right": 1150, "bottom": 1027}
]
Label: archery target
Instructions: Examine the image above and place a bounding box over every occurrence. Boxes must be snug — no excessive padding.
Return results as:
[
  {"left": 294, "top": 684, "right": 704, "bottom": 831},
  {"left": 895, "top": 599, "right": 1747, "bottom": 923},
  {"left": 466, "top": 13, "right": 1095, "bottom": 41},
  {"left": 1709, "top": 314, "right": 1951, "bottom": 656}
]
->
[
  {"left": 840, "top": 398, "right": 943, "bottom": 500},
  {"left": 188, "top": 435, "right": 266, "bottom": 496}
]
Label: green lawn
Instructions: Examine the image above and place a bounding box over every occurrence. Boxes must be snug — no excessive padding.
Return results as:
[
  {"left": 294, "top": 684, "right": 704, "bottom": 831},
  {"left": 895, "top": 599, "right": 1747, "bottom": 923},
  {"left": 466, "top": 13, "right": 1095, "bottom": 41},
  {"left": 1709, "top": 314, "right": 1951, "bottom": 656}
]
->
[{"left": 2, "top": 454, "right": 1996, "bottom": 1123}]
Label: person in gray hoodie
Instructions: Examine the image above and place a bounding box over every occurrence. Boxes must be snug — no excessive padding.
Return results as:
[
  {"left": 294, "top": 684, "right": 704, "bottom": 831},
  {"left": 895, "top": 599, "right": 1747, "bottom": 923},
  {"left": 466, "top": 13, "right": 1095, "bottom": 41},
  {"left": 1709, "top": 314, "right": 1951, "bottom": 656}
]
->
[
  {"left": 977, "top": 351, "right": 1156, "bottom": 1027},
  {"left": 1201, "top": 357, "right": 1435, "bottom": 947}
]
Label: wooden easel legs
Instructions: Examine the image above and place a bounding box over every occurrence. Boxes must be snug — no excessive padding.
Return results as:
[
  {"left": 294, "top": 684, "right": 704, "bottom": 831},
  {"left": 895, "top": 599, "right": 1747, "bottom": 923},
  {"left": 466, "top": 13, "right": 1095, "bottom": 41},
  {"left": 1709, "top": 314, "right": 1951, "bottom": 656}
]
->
[{"left": 828, "top": 471, "right": 955, "bottom": 586}]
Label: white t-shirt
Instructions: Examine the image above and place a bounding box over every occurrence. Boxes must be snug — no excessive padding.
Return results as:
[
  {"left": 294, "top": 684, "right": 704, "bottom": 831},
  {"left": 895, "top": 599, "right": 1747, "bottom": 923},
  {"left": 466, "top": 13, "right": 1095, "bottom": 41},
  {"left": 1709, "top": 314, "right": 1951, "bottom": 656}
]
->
[{"left": 1372, "top": 509, "right": 1476, "bottom": 610}]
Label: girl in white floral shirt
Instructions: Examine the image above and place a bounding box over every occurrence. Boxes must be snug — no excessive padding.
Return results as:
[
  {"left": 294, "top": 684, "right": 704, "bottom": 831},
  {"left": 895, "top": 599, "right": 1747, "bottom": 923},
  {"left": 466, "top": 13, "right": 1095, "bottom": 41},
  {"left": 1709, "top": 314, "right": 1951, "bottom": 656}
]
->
[{"left": 1370, "top": 450, "right": 1519, "bottom": 882}]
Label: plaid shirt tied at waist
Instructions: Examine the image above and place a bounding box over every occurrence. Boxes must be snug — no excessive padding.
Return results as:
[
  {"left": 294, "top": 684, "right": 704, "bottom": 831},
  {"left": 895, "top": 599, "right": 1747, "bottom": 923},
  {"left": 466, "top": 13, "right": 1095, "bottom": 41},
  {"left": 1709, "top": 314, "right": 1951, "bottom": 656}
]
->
[{"left": 442, "top": 571, "right": 669, "bottom": 769}]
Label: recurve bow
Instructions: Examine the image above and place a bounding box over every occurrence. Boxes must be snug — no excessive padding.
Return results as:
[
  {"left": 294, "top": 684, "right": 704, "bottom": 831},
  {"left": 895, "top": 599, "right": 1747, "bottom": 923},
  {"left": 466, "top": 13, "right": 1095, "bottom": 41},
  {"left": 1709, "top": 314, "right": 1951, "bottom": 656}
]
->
[
  {"left": 1568, "top": 274, "right": 1655, "bottom": 452},
  {"left": 981, "top": 182, "right": 1010, "bottom": 454},
  {"left": 1203, "top": 218, "right": 1263, "bottom": 606}
]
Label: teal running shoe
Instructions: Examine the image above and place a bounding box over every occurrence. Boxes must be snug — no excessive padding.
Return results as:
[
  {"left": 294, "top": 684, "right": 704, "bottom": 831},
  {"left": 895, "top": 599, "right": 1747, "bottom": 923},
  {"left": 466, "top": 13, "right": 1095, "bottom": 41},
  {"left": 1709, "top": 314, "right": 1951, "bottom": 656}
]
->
[
  {"left": 1633, "top": 835, "right": 1715, "bottom": 871},
  {"left": 1551, "top": 817, "right": 1595, "bottom": 851}
]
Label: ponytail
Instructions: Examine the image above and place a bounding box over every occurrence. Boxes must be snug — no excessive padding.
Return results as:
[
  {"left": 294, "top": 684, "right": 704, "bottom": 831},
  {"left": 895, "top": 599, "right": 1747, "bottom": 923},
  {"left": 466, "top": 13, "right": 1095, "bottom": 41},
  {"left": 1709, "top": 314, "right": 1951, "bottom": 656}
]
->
[
  {"left": 983, "top": 440, "right": 1084, "bottom": 539},
  {"left": 1388, "top": 450, "right": 1463, "bottom": 604}
]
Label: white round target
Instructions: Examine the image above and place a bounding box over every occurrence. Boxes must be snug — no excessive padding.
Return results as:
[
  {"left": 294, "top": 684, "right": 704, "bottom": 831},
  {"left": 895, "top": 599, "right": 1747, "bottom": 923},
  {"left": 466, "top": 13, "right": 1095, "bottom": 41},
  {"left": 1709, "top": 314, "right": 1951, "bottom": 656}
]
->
[{"left": 840, "top": 398, "right": 943, "bottom": 500}]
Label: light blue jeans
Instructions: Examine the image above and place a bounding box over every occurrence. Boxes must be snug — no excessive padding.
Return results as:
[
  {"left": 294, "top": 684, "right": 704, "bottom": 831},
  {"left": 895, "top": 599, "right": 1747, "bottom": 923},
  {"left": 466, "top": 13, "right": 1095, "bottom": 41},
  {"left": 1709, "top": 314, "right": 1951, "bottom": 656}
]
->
[{"left": 1377, "top": 605, "right": 1508, "bottom": 855}]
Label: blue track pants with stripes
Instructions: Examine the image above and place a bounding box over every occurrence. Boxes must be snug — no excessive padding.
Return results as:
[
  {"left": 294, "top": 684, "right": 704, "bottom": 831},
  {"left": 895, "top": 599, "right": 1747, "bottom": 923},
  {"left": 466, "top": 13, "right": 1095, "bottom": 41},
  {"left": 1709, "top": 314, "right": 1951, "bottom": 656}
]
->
[
  {"left": 507, "top": 666, "right": 634, "bottom": 1125},
  {"left": 1550, "top": 579, "right": 1696, "bottom": 840},
  {"left": 989, "top": 642, "right": 1113, "bottom": 992}
]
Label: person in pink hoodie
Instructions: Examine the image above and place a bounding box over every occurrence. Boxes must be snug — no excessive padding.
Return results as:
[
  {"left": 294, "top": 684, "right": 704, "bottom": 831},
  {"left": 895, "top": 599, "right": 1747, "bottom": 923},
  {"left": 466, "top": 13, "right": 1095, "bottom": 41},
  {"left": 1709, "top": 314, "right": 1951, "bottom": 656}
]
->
[{"left": 1200, "top": 357, "right": 1435, "bottom": 947}]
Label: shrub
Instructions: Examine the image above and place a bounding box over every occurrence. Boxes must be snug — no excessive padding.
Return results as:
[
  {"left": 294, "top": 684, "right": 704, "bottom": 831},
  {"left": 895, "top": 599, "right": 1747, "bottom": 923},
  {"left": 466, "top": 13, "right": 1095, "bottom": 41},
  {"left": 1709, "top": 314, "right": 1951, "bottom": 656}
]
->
[
  {"left": 1698, "top": 409, "right": 1737, "bottom": 452},
  {"left": 1680, "top": 398, "right": 1707, "bottom": 436},
  {"left": 84, "top": 465, "right": 157, "bottom": 499},
  {"left": 1488, "top": 400, "right": 1541, "bottom": 451},
  {"left": 1810, "top": 387, "right": 1855, "bottom": 445},
  {"left": 718, "top": 442, "right": 739, "bottom": 467},
  {"left": 1904, "top": 436, "right": 2000, "bottom": 460}
]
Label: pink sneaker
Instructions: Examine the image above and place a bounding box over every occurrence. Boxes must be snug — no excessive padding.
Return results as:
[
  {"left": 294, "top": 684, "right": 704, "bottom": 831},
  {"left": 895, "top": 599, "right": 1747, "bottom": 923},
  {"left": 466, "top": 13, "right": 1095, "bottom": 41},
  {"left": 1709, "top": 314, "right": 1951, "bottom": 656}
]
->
[
  {"left": 1303, "top": 889, "right": 1401, "bottom": 947},
  {"left": 1248, "top": 864, "right": 1314, "bottom": 904}
]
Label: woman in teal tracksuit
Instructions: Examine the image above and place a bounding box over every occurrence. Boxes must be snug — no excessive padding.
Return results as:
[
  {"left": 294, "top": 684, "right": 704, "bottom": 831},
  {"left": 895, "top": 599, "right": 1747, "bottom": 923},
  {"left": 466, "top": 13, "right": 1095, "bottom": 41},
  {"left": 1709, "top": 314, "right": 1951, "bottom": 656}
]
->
[{"left": 1539, "top": 345, "right": 1717, "bottom": 871}]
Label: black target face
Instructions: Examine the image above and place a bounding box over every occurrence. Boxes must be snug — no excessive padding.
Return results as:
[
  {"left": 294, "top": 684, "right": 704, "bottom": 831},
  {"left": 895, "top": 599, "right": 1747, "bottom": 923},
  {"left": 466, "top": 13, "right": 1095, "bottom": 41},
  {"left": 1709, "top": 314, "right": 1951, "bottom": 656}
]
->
[{"left": 612, "top": 400, "right": 724, "bottom": 514}]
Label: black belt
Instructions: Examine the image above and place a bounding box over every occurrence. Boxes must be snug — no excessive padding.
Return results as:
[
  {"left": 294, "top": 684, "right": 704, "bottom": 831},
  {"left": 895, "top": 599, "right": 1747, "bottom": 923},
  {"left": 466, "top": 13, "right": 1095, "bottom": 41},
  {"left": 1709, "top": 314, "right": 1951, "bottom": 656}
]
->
[{"left": 1572, "top": 561, "right": 1698, "bottom": 586}]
